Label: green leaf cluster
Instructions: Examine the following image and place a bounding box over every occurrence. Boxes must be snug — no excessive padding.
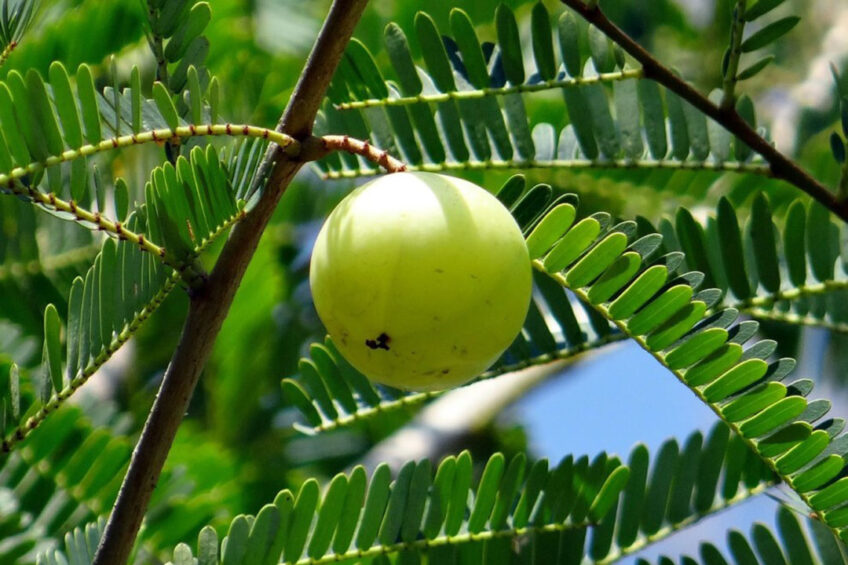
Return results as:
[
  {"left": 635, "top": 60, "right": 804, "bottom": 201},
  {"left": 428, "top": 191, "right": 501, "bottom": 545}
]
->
[{"left": 316, "top": 3, "right": 768, "bottom": 181}]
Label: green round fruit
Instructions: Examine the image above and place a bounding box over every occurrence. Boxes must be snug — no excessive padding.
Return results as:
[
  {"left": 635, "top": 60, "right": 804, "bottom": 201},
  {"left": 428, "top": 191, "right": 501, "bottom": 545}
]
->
[{"left": 309, "top": 172, "right": 532, "bottom": 391}]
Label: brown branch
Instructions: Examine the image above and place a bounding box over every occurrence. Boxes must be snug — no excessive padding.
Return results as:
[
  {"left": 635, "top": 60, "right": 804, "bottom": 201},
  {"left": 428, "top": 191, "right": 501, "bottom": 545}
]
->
[
  {"left": 91, "top": 1, "right": 370, "bottom": 563},
  {"left": 302, "top": 134, "right": 408, "bottom": 173},
  {"left": 560, "top": 0, "right": 848, "bottom": 223}
]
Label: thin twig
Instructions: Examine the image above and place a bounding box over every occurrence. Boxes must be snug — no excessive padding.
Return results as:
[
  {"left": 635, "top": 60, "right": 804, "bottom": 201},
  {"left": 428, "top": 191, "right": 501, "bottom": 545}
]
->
[
  {"left": 320, "top": 156, "right": 771, "bottom": 179},
  {"left": 5, "top": 181, "right": 170, "bottom": 266},
  {"left": 334, "top": 68, "right": 644, "bottom": 110},
  {"left": 0, "top": 40, "right": 17, "bottom": 68},
  {"left": 746, "top": 308, "right": 848, "bottom": 334},
  {"left": 560, "top": 0, "right": 848, "bottom": 223},
  {"left": 721, "top": 0, "right": 747, "bottom": 109},
  {"left": 91, "top": 1, "right": 371, "bottom": 563},
  {"left": 0, "top": 124, "right": 300, "bottom": 189},
  {"left": 305, "top": 134, "right": 408, "bottom": 173}
]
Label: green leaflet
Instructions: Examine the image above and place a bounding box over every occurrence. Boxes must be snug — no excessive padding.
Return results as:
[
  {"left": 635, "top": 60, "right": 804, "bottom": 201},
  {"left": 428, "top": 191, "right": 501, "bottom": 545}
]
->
[
  {"left": 664, "top": 327, "right": 728, "bottom": 370},
  {"left": 153, "top": 82, "right": 180, "bottom": 130},
  {"left": 738, "top": 396, "right": 807, "bottom": 438},
  {"left": 707, "top": 90, "right": 731, "bottom": 163},
  {"left": 638, "top": 79, "right": 668, "bottom": 159},
  {"left": 48, "top": 62, "right": 83, "bottom": 148},
  {"left": 307, "top": 474, "right": 348, "bottom": 559},
  {"left": 378, "top": 461, "right": 415, "bottom": 546},
  {"left": 450, "top": 9, "right": 490, "bottom": 89},
  {"left": 468, "top": 453, "right": 504, "bottom": 533},
  {"left": 76, "top": 64, "right": 102, "bottom": 144},
  {"left": 744, "top": 0, "right": 788, "bottom": 21},
  {"left": 284, "top": 479, "right": 320, "bottom": 562},
  {"left": 333, "top": 467, "right": 366, "bottom": 554},
  {"left": 722, "top": 382, "right": 786, "bottom": 422},
  {"left": 737, "top": 55, "right": 775, "bottom": 81},
  {"left": 42, "top": 304, "right": 62, "bottom": 394},
  {"left": 587, "top": 251, "right": 642, "bottom": 305},
  {"left": 776, "top": 431, "right": 830, "bottom": 475},
  {"left": 740, "top": 17, "right": 800, "bottom": 52},
  {"left": 164, "top": 2, "right": 211, "bottom": 63},
  {"left": 557, "top": 11, "right": 582, "bottom": 77},
  {"left": 0, "top": 83, "right": 30, "bottom": 167},
  {"left": 566, "top": 231, "right": 630, "bottom": 288},
  {"left": 221, "top": 516, "right": 250, "bottom": 565},
  {"left": 186, "top": 66, "right": 202, "bottom": 125},
  {"left": 717, "top": 197, "right": 751, "bottom": 300},
  {"left": 665, "top": 90, "right": 690, "bottom": 160},
  {"left": 645, "top": 300, "right": 706, "bottom": 351},
  {"left": 627, "top": 284, "right": 693, "bottom": 336},
  {"left": 531, "top": 2, "right": 556, "bottom": 81},
  {"left": 384, "top": 25, "right": 445, "bottom": 164},
  {"left": 615, "top": 79, "right": 644, "bottom": 159},
  {"left": 608, "top": 265, "right": 668, "bottom": 320},
  {"left": 588, "top": 24, "right": 615, "bottom": 74},
  {"left": 748, "top": 192, "right": 780, "bottom": 293},
  {"left": 496, "top": 4, "right": 524, "bottom": 85},
  {"left": 543, "top": 217, "right": 602, "bottom": 273}
]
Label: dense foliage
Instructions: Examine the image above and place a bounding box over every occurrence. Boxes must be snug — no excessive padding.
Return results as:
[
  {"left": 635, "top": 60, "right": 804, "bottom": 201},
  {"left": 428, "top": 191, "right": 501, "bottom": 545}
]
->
[{"left": 2, "top": 0, "right": 848, "bottom": 563}]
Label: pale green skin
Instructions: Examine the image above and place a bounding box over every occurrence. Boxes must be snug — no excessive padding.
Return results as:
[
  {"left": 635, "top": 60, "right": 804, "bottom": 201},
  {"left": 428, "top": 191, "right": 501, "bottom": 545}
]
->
[{"left": 310, "top": 172, "right": 532, "bottom": 392}]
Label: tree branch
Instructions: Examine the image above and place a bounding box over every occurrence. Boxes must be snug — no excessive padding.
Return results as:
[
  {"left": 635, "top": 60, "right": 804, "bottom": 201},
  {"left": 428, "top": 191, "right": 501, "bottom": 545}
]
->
[
  {"left": 92, "top": 1, "right": 370, "bottom": 563},
  {"left": 560, "top": 0, "right": 848, "bottom": 223}
]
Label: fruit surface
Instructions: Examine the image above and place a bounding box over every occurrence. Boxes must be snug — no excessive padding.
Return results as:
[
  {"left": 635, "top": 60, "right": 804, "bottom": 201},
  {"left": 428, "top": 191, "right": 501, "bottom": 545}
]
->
[{"left": 310, "top": 172, "right": 532, "bottom": 391}]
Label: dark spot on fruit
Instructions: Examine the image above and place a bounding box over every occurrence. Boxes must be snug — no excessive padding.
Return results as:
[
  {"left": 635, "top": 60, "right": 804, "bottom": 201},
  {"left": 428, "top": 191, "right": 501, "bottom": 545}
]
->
[
  {"left": 435, "top": 268, "right": 444, "bottom": 273},
  {"left": 365, "top": 332, "right": 391, "bottom": 351},
  {"left": 441, "top": 369, "right": 450, "bottom": 375}
]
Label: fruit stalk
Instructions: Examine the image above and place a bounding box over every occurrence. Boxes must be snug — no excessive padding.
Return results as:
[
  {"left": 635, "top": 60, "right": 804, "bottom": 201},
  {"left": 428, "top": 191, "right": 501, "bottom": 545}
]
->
[{"left": 307, "top": 134, "right": 408, "bottom": 173}]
